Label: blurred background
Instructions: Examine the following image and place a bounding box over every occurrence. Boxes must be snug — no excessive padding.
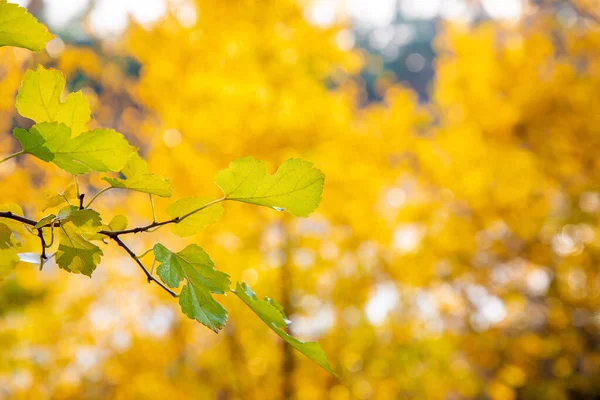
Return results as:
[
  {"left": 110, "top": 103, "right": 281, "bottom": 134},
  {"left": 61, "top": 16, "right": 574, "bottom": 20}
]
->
[{"left": 1, "top": 0, "right": 600, "bottom": 399}]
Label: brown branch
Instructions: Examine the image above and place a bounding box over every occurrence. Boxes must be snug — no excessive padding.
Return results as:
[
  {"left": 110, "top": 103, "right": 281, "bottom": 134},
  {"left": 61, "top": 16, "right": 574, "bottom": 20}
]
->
[
  {"left": 99, "top": 218, "right": 179, "bottom": 237},
  {"left": 36, "top": 228, "right": 47, "bottom": 270},
  {"left": 0, "top": 211, "right": 39, "bottom": 227},
  {"left": 0, "top": 211, "right": 177, "bottom": 297},
  {"left": 109, "top": 236, "right": 177, "bottom": 297}
]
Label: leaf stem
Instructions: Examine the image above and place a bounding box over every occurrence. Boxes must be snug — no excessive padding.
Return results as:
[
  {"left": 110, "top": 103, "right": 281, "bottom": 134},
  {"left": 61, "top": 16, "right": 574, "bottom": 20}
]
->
[
  {"left": 85, "top": 187, "right": 113, "bottom": 208},
  {"left": 74, "top": 176, "right": 80, "bottom": 198},
  {"left": 179, "top": 197, "right": 226, "bottom": 222},
  {"left": 149, "top": 194, "right": 156, "bottom": 222},
  {"left": 0, "top": 150, "right": 24, "bottom": 164},
  {"left": 45, "top": 225, "right": 55, "bottom": 248},
  {"left": 136, "top": 247, "right": 154, "bottom": 259}
]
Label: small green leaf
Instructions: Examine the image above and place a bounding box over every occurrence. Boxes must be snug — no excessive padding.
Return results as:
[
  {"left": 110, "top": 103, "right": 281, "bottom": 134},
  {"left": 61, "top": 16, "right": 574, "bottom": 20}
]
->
[
  {"left": 56, "top": 206, "right": 101, "bottom": 227},
  {"left": 56, "top": 223, "right": 103, "bottom": 276},
  {"left": 166, "top": 196, "right": 224, "bottom": 237},
  {"left": 234, "top": 282, "right": 337, "bottom": 376},
  {"left": 0, "top": 0, "right": 53, "bottom": 51},
  {"left": 34, "top": 214, "right": 56, "bottom": 229},
  {"left": 108, "top": 215, "right": 127, "bottom": 231},
  {"left": 32, "top": 123, "right": 136, "bottom": 175},
  {"left": 16, "top": 66, "right": 91, "bottom": 135},
  {"left": 154, "top": 243, "right": 230, "bottom": 332},
  {"left": 13, "top": 127, "right": 53, "bottom": 161},
  {"left": 102, "top": 153, "right": 172, "bottom": 197},
  {"left": 215, "top": 157, "right": 324, "bottom": 217}
]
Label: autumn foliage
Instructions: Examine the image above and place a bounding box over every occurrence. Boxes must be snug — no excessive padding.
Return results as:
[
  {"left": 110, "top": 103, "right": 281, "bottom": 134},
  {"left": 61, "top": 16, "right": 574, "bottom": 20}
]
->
[{"left": 0, "top": 0, "right": 599, "bottom": 399}]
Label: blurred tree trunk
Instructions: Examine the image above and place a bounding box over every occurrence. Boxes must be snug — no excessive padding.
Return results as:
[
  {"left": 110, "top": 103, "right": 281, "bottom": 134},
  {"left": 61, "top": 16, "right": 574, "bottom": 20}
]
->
[{"left": 27, "top": 0, "right": 43, "bottom": 18}]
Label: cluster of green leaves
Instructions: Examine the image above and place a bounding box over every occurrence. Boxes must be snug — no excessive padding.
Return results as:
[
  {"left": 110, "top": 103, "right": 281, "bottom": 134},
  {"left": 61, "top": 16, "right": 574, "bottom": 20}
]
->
[{"left": 0, "top": 1, "right": 334, "bottom": 375}]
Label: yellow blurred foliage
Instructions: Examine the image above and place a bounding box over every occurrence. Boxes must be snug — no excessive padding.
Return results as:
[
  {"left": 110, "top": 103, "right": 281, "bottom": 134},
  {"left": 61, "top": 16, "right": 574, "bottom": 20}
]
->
[{"left": 0, "top": 0, "right": 600, "bottom": 399}]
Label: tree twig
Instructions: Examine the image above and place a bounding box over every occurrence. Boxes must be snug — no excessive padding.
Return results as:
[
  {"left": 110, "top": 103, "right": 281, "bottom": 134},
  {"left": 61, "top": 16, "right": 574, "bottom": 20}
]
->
[
  {"left": 109, "top": 236, "right": 177, "bottom": 297},
  {"left": 99, "top": 218, "right": 179, "bottom": 236},
  {"left": 36, "top": 228, "right": 47, "bottom": 271},
  {"left": 0, "top": 197, "right": 225, "bottom": 297},
  {"left": 0, "top": 211, "right": 43, "bottom": 226},
  {"left": 0, "top": 211, "right": 176, "bottom": 296}
]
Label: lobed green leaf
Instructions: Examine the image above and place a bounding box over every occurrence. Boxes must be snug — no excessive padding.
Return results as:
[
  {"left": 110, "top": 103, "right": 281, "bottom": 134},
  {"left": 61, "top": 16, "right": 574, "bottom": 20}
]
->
[
  {"left": 0, "top": 0, "right": 53, "bottom": 51},
  {"left": 13, "top": 127, "right": 53, "bottom": 161},
  {"left": 234, "top": 282, "right": 337, "bottom": 376},
  {"left": 31, "top": 123, "right": 136, "bottom": 175},
  {"left": 56, "top": 223, "right": 103, "bottom": 276},
  {"left": 16, "top": 66, "right": 91, "bottom": 136},
  {"left": 102, "top": 153, "right": 172, "bottom": 197},
  {"left": 154, "top": 243, "right": 230, "bottom": 332},
  {"left": 215, "top": 157, "right": 324, "bottom": 217}
]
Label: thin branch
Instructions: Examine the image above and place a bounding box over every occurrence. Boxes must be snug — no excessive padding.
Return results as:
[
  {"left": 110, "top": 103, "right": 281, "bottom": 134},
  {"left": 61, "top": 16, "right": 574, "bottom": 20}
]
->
[
  {"left": 36, "top": 228, "right": 48, "bottom": 271},
  {"left": 98, "top": 197, "right": 226, "bottom": 236},
  {"left": 1, "top": 197, "right": 226, "bottom": 236},
  {"left": 78, "top": 194, "right": 85, "bottom": 210},
  {"left": 0, "top": 150, "right": 24, "bottom": 164},
  {"left": 0, "top": 211, "right": 40, "bottom": 226},
  {"left": 0, "top": 197, "right": 226, "bottom": 296},
  {"left": 109, "top": 236, "right": 177, "bottom": 297},
  {"left": 99, "top": 218, "right": 179, "bottom": 236}
]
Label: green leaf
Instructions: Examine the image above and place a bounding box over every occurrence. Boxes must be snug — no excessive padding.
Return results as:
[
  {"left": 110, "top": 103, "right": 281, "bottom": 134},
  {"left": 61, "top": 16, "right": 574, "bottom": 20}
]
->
[
  {"left": 153, "top": 243, "right": 230, "bottom": 332},
  {"left": 234, "top": 282, "right": 337, "bottom": 376},
  {"left": 56, "top": 205, "right": 102, "bottom": 227},
  {"left": 56, "top": 223, "right": 103, "bottom": 276},
  {"left": 16, "top": 66, "right": 91, "bottom": 136},
  {"left": 34, "top": 214, "right": 56, "bottom": 229},
  {"left": 32, "top": 123, "right": 136, "bottom": 175},
  {"left": 13, "top": 127, "right": 53, "bottom": 161},
  {"left": 215, "top": 157, "right": 324, "bottom": 217},
  {"left": 108, "top": 215, "right": 127, "bottom": 231},
  {"left": 0, "top": 0, "right": 53, "bottom": 51},
  {"left": 166, "top": 196, "right": 224, "bottom": 237},
  {"left": 102, "top": 153, "right": 172, "bottom": 197}
]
